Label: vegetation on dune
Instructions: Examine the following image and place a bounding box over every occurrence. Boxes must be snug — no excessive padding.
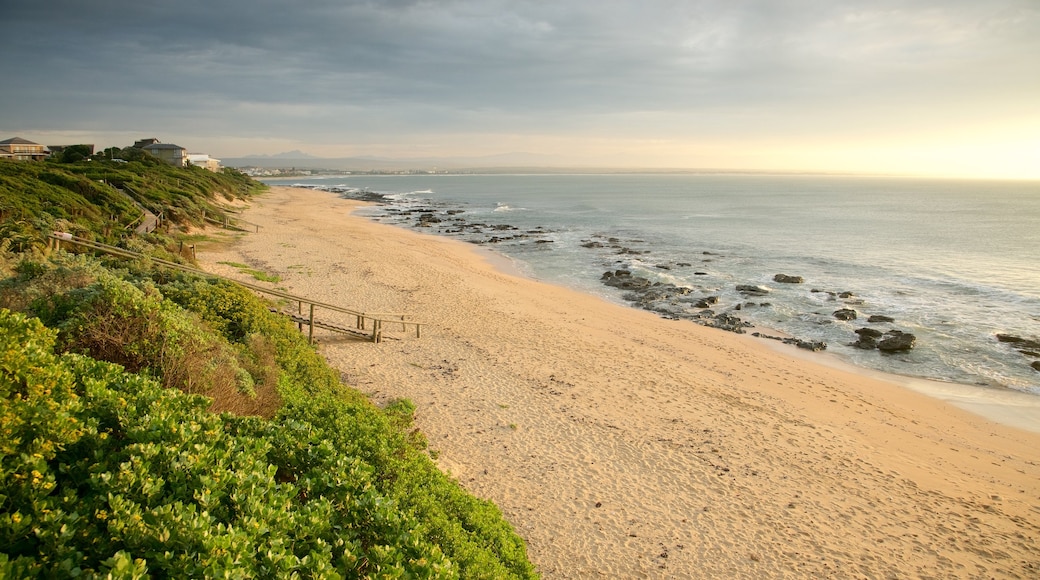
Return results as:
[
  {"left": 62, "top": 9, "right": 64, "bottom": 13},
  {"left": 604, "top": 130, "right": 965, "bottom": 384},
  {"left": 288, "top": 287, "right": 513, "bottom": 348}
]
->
[{"left": 0, "top": 156, "right": 537, "bottom": 578}]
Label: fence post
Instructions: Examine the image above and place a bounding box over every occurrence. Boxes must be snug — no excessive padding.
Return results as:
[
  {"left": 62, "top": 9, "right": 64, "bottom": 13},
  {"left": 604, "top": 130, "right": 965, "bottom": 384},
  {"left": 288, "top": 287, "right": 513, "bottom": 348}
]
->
[{"left": 308, "top": 304, "right": 315, "bottom": 344}]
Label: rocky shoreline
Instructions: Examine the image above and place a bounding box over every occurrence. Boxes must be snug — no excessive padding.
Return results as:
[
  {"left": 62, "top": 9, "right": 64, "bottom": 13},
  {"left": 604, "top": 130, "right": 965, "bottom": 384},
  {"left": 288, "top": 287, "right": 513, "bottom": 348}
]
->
[{"left": 301, "top": 184, "right": 1040, "bottom": 379}]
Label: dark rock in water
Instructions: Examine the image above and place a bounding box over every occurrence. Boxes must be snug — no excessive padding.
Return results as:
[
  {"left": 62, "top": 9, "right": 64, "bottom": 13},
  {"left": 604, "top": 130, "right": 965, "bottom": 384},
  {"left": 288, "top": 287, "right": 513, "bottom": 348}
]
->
[
  {"left": 677, "top": 262, "right": 692, "bottom": 267},
  {"left": 878, "top": 331, "right": 916, "bottom": 352},
  {"left": 694, "top": 296, "right": 719, "bottom": 308},
  {"left": 838, "top": 291, "right": 856, "bottom": 299},
  {"left": 833, "top": 308, "right": 858, "bottom": 321},
  {"left": 793, "top": 339, "right": 827, "bottom": 351},
  {"left": 694, "top": 272, "right": 708, "bottom": 276},
  {"left": 867, "top": 315, "right": 895, "bottom": 323},
  {"left": 1020, "top": 350, "right": 1040, "bottom": 358},
  {"left": 655, "top": 264, "right": 672, "bottom": 270},
  {"left": 851, "top": 328, "right": 882, "bottom": 349},
  {"left": 705, "top": 313, "right": 751, "bottom": 333},
  {"left": 446, "top": 209, "right": 465, "bottom": 215},
  {"left": 752, "top": 332, "right": 827, "bottom": 351},
  {"left": 417, "top": 213, "right": 442, "bottom": 226},
  {"left": 1032, "top": 361, "right": 1040, "bottom": 372},
  {"left": 535, "top": 239, "right": 554, "bottom": 244},
  {"left": 736, "top": 284, "right": 771, "bottom": 296},
  {"left": 851, "top": 336, "right": 878, "bottom": 349},
  {"left": 996, "top": 334, "right": 1040, "bottom": 351},
  {"left": 773, "top": 274, "right": 804, "bottom": 284},
  {"left": 581, "top": 241, "right": 604, "bottom": 248},
  {"left": 606, "top": 276, "right": 651, "bottom": 290}
]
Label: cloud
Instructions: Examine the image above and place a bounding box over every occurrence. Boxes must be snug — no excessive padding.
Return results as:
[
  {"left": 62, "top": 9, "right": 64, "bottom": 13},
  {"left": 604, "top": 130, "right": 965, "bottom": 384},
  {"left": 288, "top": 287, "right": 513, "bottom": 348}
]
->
[{"left": 2, "top": 0, "right": 1038, "bottom": 175}]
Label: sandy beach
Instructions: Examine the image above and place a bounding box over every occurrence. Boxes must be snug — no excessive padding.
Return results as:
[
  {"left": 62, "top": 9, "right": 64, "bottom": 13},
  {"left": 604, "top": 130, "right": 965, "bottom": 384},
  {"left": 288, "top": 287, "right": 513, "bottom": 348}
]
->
[{"left": 199, "top": 186, "right": 1040, "bottom": 578}]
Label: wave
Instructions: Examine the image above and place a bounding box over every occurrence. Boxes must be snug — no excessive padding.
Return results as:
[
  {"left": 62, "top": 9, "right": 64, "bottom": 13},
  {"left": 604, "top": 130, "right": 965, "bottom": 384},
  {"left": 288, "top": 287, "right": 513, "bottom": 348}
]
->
[{"left": 494, "top": 203, "right": 527, "bottom": 212}]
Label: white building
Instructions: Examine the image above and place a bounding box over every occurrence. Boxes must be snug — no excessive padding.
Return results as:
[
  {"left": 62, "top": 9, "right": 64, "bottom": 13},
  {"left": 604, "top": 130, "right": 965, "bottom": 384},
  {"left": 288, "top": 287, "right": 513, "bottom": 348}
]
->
[{"left": 187, "top": 154, "right": 222, "bottom": 172}]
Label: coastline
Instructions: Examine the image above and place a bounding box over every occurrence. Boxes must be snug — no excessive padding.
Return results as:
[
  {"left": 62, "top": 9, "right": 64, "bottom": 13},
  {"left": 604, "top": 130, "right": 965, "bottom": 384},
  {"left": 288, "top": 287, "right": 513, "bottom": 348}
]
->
[{"left": 199, "top": 186, "right": 1040, "bottom": 578}]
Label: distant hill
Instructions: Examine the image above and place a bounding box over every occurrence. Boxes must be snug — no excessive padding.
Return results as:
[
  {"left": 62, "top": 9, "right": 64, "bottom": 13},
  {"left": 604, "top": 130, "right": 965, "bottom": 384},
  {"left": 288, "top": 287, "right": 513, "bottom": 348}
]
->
[{"left": 241, "top": 149, "right": 320, "bottom": 159}]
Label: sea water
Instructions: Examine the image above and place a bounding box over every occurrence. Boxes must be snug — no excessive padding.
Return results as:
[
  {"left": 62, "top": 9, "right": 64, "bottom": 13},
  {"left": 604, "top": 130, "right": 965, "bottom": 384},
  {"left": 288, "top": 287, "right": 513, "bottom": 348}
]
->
[{"left": 275, "top": 174, "right": 1040, "bottom": 395}]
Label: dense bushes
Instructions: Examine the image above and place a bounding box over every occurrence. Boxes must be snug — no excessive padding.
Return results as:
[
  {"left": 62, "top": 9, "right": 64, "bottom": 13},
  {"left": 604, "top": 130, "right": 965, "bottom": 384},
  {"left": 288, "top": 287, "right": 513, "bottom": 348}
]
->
[
  {"left": 0, "top": 310, "right": 443, "bottom": 576},
  {"left": 0, "top": 261, "right": 537, "bottom": 578}
]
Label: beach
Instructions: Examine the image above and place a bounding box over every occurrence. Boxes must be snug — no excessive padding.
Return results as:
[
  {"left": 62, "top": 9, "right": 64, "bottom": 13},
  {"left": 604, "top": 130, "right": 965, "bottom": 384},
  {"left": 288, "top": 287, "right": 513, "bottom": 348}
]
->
[{"left": 199, "top": 186, "right": 1040, "bottom": 578}]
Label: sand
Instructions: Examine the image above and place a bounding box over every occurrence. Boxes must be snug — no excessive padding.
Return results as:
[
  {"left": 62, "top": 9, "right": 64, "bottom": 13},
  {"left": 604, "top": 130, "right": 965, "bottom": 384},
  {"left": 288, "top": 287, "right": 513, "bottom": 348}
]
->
[{"left": 199, "top": 186, "right": 1040, "bottom": 579}]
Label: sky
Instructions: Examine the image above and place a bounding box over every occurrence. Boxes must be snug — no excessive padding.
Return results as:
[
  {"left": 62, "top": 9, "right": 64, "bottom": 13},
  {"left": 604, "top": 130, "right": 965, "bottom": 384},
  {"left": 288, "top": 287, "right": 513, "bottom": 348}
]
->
[{"left": 2, "top": 0, "right": 1038, "bottom": 178}]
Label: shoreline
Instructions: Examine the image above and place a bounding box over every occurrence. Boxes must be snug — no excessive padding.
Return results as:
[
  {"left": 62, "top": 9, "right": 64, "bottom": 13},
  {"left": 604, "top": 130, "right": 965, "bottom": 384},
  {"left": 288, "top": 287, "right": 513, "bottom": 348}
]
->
[
  {"left": 417, "top": 204, "right": 1040, "bottom": 435},
  {"left": 199, "top": 186, "right": 1040, "bottom": 578}
]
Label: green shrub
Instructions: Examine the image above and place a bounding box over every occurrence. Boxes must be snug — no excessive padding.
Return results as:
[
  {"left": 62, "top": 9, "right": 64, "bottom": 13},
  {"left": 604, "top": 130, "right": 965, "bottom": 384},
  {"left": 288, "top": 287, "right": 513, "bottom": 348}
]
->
[{"left": 0, "top": 309, "right": 535, "bottom": 578}]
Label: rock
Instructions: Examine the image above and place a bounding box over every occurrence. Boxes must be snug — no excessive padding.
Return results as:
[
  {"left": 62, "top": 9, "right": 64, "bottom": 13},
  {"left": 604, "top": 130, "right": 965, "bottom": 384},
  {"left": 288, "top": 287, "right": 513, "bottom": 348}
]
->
[
  {"left": 868, "top": 315, "right": 895, "bottom": 323},
  {"left": 838, "top": 291, "right": 855, "bottom": 299},
  {"left": 417, "top": 213, "right": 442, "bottom": 226},
  {"left": 1032, "top": 361, "right": 1040, "bottom": 372},
  {"left": 792, "top": 339, "right": 827, "bottom": 352},
  {"left": 878, "top": 331, "right": 916, "bottom": 352},
  {"left": 851, "top": 336, "right": 878, "bottom": 349},
  {"left": 773, "top": 274, "right": 804, "bottom": 284},
  {"left": 736, "top": 284, "right": 771, "bottom": 296},
  {"left": 833, "top": 308, "right": 858, "bottom": 321},
  {"left": 850, "top": 328, "right": 882, "bottom": 349},
  {"left": 996, "top": 334, "right": 1040, "bottom": 351},
  {"left": 694, "top": 296, "right": 719, "bottom": 308},
  {"left": 581, "top": 241, "right": 604, "bottom": 248},
  {"left": 705, "top": 313, "right": 751, "bottom": 333}
]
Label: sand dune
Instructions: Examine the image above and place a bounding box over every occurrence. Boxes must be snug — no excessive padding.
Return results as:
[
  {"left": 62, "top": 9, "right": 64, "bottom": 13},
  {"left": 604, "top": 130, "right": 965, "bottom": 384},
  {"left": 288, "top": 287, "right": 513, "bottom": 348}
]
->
[{"left": 198, "top": 186, "right": 1040, "bottom": 578}]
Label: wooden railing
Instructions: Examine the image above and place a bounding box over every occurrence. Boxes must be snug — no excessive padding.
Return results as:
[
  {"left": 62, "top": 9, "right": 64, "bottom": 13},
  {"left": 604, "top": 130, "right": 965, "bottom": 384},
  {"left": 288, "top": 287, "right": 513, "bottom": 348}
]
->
[{"left": 48, "top": 232, "right": 423, "bottom": 343}]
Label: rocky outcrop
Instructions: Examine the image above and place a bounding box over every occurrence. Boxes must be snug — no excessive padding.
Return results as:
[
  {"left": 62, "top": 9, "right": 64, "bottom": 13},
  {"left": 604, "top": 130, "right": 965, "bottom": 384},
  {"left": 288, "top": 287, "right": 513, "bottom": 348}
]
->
[
  {"left": 996, "top": 334, "right": 1040, "bottom": 351},
  {"left": 773, "top": 274, "right": 804, "bottom": 284},
  {"left": 693, "top": 296, "right": 719, "bottom": 309},
  {"left": 850, "top": 328, "right": 883, "bottom": 349},
  {"left": 867, "top": 315, "right": 895, "bottom": 323},
  {"left": 877, "top": 330, "right": 916, "bottom": 352},
  {"left": 753, "top": 332, "right": 827, "bottom": 351},
  {"left": 736, "top": 284, "right": 771, "bottom": 296},
  {"left": 833, "top": 308, "right": 858, "bottom": 321},
  {"left": 996, "top": 334, "right": 1040, "bottom": 372}
]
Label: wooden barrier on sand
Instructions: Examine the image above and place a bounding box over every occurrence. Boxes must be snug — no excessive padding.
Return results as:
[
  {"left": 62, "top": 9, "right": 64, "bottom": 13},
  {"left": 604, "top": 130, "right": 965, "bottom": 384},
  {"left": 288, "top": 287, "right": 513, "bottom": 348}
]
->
[{"left": 49, "top": 232, "right": 423, "bottom": 344}]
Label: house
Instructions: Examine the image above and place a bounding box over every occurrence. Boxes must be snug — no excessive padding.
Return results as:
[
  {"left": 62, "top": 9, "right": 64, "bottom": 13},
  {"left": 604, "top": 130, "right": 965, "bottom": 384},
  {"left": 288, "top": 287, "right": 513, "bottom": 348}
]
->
[
  {"left": 140, "top": 142, "right": 187, "bottom": 167},
  {"left": 133, "top": 138, "right": 161, "bottom": 148},
  {"left": 0, "top": 137, "right": 49, "bottom": 161},
  {"left": 187, "top": 153, "right": 222, "bottom": 172}
]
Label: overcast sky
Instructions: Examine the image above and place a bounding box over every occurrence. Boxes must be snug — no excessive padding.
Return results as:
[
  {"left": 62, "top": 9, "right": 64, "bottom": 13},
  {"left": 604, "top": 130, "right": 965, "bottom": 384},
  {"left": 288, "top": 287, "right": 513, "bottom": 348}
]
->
[{"left": 2, "top": 0, "right": 1038, "bottom": 177}]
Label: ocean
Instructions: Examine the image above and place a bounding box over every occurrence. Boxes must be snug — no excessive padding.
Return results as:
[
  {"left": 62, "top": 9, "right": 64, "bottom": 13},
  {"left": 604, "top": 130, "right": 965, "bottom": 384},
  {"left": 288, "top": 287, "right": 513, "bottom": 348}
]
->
[{"left": 272, "top": 173, "right": 1040, "bottom": 396}]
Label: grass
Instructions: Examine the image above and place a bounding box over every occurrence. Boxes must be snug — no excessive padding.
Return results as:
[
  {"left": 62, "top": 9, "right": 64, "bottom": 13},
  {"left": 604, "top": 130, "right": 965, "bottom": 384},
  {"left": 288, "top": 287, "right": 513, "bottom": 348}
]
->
[{"left": 217, "top": 261, "right": 282, "bottom": 283}]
